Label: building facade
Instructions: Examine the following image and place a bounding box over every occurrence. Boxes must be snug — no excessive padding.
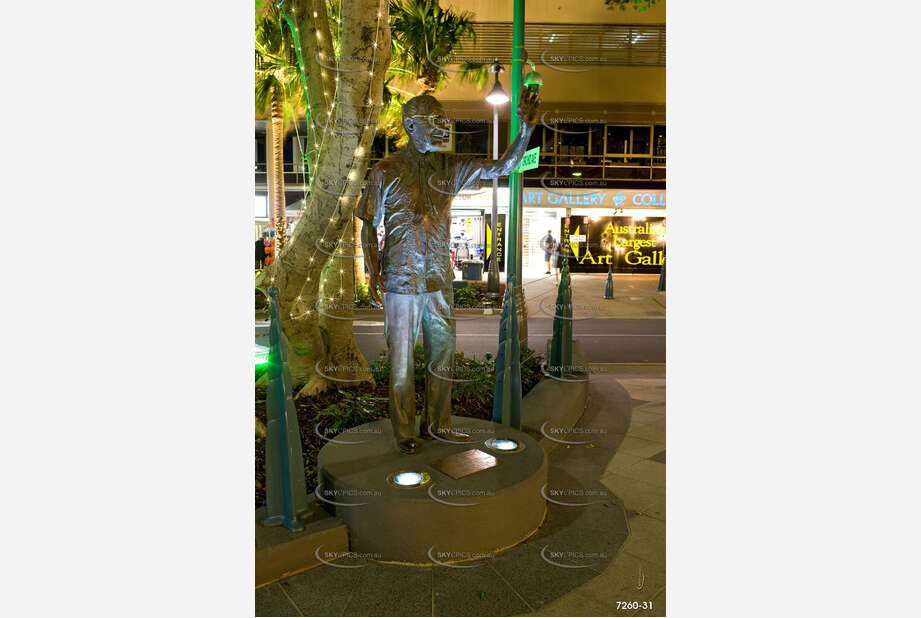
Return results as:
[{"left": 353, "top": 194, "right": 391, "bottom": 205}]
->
[{"left": 255, "top": 0, "right": 666, "bottom": 273}]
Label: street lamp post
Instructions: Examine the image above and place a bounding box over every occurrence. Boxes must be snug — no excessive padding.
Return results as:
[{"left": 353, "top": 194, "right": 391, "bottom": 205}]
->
[
  {"left": 485, "top": 59, "right": 509, "bottom": 297},
  {"left": 508, "top": 0, "right": 526, "bottom": 347}
]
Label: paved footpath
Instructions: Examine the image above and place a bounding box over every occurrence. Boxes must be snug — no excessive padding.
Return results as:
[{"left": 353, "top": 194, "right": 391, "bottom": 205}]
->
[
  {"left": 522, "top": 365, "right": 665, "bottom": 617},
  {"left": 520, "top": 272, "right": 665, "bottom": 321}
]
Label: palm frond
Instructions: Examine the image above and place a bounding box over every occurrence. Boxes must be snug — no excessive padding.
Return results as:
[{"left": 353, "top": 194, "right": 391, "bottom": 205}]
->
[{"left": 254, "top": 1, "right": 304, "bottom": 130}]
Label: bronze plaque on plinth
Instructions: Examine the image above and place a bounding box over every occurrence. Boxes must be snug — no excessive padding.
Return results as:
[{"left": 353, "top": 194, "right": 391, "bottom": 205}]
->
[{"left": 429, "top": 449, "right": 501, "bottom": 480}]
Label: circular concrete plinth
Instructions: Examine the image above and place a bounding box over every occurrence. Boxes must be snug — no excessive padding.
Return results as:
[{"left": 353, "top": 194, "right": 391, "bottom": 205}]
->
[{"left": 317, "top": 416, "right": 547, "bottom": 565}]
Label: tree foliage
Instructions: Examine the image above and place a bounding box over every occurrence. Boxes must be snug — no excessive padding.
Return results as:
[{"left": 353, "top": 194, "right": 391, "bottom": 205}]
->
[
  {"left": 389, "top": 0, "right": 478, "bottom": 94},
  {"left": 378, "top": 0, "right": 489, "bottom": 143},
  {"left": 254, "top": 2, "right": 304, "bottom": 130}
]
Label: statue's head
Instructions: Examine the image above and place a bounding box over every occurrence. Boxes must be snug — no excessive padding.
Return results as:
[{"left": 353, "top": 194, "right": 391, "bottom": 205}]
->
[{"left": 402, "top": 95, "right": 449, "bottom": 153}]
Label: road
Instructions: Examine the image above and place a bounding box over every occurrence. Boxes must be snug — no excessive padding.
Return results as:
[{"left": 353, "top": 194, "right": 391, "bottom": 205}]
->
[{"left": 352, "top": 316, "right": 664, "bottom": 364}]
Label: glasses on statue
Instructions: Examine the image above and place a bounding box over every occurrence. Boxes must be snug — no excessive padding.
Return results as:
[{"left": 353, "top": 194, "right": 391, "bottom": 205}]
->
[{"left": 409, "top": 114, "right": 450, "bottom": 129}]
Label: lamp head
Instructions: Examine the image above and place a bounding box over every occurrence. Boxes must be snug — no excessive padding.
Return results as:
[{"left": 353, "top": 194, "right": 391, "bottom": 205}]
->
[
  {"left": 486, "top": 59, "right": 509, "bottom": 105},
  {"left": 486, "top": 81, "right": 509, "bottom": 105},
  {"left": 524, "top": 69, "right": 543, "bottom": 93}
]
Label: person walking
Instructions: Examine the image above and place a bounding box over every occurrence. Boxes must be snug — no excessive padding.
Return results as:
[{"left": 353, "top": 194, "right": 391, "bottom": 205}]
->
[
  {"left": 540, "top": 230, "right": 557, "bottom": 275},
  {"left": 551, "top": 241, "right": 562, "bottom": 282},
  {"left": 255, "top": 232, "right": 267, "bottom": 269}
]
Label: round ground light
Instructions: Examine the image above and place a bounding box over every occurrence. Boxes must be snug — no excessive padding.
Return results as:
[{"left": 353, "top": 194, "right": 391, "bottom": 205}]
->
[
  {"left": 386, "top": 470, "right": 432, "bottom": 488},
  {"left": 484, "top": 437, "right": 526, "bottom": 453}
]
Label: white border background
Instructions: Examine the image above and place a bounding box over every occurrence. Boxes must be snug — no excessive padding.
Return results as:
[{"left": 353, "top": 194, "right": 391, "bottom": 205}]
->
[{"left": 3, "top": 1, "right": 920, "bottom": 616}]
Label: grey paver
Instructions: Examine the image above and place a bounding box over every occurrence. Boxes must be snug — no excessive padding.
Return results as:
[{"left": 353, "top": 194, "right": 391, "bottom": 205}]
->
[
  {"left": 256, "top": 583, "right": 302, "bottom": 617},
  {"left": 601, "top": 473, "right": 664, "bottom": 514},
  {"left": 620, "top": 515, "right": 665, "bottom": 568},
  {"left": 486, "top": 543, "right": 603, "bottom": 611},
  {"left": 339, "top": 562, "right": 433, "bottom": 616},
  {"left": 277, "top": 561, "right": 365, "bottom": 617},
  {"left": 434, "top": 563, "right": 532, "bottom": 616}
]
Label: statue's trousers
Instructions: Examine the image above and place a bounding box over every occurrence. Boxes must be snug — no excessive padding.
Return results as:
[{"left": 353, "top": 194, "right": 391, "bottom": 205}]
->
[{"left": 383, "top": 290, "right": 456, "bottom": 441}]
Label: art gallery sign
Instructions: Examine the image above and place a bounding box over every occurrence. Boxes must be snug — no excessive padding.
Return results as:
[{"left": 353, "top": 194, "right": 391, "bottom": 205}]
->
[
  {"left": 522, "top": 187, "right": 665, "bottom": 209},
  {"left": 449, "top": 187, "right": 666, "bottom": 211},
  {"left": 563, "top": 215, "right": 666, "bottom": 274}
]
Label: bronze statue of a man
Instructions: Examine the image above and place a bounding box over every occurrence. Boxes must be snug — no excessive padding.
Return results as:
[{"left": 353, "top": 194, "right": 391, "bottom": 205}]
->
[{"left": 356, "top": 88, "right": 540, "bottom": 454}]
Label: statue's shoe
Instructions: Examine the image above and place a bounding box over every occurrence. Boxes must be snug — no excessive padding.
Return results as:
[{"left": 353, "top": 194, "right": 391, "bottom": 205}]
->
[{"left": 398, "top": 438, "right": 418, "bottom": 454}]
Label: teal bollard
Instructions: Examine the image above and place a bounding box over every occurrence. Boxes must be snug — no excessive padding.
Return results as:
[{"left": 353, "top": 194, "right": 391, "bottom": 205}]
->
[
  {"left": 261, "top": 286, "right": 310, "bottom": 532},
  {"left": 550, "top": 259, "right": 573, "bottom": 378},
  {"left": 604, "top": 262, "right": 614, "bottom": 299},
  {"left": 492, "top": 275, "right": 522, "bottom": 429}
]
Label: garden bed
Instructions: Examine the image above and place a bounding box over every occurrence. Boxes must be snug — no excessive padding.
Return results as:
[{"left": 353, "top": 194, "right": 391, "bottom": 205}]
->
[
  {"left": 351, "top": 281, "right": 500, "bottom": 309},
  {"left": 255, "top": 345, "right": 544, "bottom": 509}
]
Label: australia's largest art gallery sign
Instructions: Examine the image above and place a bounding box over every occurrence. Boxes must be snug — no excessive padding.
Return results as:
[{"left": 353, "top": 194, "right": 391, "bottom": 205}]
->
[{"left": 563, "top": 215, "right": 666, "bottom": 274}]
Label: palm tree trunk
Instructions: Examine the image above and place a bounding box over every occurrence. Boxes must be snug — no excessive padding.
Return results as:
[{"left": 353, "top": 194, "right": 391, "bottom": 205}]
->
[{"left": 268, "top": 87, "right": 287, "bottom": 250}]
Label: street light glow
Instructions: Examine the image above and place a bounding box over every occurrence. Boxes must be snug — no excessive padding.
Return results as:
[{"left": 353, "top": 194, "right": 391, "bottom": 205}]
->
[
  {"left": 486, "top": 60, "right": 509, "bottom": 105},
  {"left": 486, "top": 82, "right": 509, "bottom": 105}
]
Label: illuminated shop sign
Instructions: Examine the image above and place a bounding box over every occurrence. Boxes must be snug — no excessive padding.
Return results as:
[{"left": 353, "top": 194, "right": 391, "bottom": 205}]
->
[
  {"left": 447, "top": 188, "right": 666, "bottom": 211},
  {"left": 563, "top": 215, "right": 666, "bottom": 274},
  {"left": 523, "top": 189, "right": 665, "bottom": 208},
  {"left": 630, "top": 192, "right": 666, "bottom": 207},
  {"left": 484, "top": 214, "right": 506, "bottom": 272}
]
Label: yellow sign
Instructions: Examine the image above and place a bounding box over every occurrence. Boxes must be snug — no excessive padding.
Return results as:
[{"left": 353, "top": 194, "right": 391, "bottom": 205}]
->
[{"left": 566, "top": 216, "right": 666, "bottom": 271}]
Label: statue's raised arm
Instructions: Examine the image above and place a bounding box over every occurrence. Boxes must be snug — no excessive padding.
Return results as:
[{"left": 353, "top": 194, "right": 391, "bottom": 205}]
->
[{"left": 477, "top": 88, "right": 541, "bottom": 180}]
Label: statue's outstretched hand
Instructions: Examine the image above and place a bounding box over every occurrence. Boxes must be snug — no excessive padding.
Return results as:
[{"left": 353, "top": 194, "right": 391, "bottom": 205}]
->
[{"left": 517, "top": 87, "right": 541, "bottom": 128}]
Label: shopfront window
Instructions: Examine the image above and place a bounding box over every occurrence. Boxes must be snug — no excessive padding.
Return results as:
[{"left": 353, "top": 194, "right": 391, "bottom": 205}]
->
[
  {"left": 606, "top": 125, "right": 653, "bottom": 180},
  {"left": 370, "top": 134, "right": 387, "bottom": 160},
  {"left": 584, "top": 124, "right": 605, "bottom": 179},
  {"left": 282, "top": 136, "right": 293, "bottom": 170},
  {"left": 606, "top": 125, "right": 650, "bottom": 156},
  {"left": 653, "top": 125, "right": 666, "bottom": 160},
  {"left": 255, "top": 136, "right": 266, "bottom": 172},
  {"left": 558, "top": 123, "right": 590, "bottom": 179},
  {"left": 653, "top": 125, "right": 666, "bottom": 179},
  {"left": 454, "top": 122, "right": 489, "bottom": 155},
  {"left": 370, "top": 134, "right": 398, "bottom": 162}
]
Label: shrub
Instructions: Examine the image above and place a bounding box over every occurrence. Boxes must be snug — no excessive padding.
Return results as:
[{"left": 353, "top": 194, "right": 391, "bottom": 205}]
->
[
  {"left": 453, "top": 286, "right": 474, "bottom": 307},
  {"left": 369, "top": 345, "right": 545, "bottom": 418},
  {"left": 316, "top": 390, "right": 386, "bottom": 431},
  {"left": 370, "top": 344, "right": 426, "bottom": 387},
  {"left": 354, "top": 282, "right": 370, "bottom": 306}
]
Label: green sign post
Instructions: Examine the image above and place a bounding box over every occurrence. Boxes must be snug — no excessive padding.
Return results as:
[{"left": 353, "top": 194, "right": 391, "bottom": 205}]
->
[{"left": 513, "top": 146, "right": 540, "bottom": 173}]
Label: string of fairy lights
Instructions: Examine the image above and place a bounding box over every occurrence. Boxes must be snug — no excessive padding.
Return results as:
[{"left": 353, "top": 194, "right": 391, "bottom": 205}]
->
[{"left": 269, "top": 0, "right": 387, "bottom": 322}]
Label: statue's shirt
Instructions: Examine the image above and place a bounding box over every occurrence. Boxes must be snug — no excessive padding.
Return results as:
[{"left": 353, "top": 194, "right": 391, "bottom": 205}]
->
[{"left": 356, "top": 147, "right": 491, "bottom": 294}]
